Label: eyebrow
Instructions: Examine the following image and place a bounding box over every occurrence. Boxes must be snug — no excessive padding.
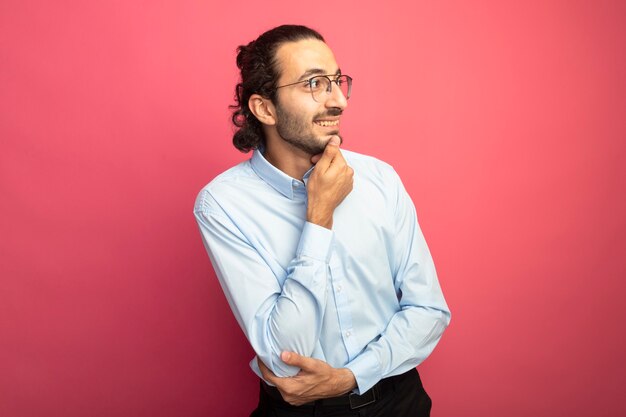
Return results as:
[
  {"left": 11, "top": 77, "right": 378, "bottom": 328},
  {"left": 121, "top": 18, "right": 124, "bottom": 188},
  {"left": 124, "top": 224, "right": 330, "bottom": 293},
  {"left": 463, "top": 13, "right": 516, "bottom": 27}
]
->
[{"left": 297, "top": 68, "right": 342, "bottom": 81}]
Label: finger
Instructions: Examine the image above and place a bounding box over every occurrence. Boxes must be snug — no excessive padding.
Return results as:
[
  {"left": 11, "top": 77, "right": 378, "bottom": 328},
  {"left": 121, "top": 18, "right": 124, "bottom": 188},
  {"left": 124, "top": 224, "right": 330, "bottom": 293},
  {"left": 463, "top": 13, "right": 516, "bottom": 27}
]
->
[
  {"left": 281, "top": 351, "right": 318, "bottom": 371},
  {"left": 325, "top": 150, "right": 349, "bottom": 176},
  {"left": 257, "top": 357, "right": 277, "bottom": 383},
  {"left": 327, "top": 135, "right": 341, "bottom": 146},
  {"left": 311, "top": 152, "right": 323, "bottom": 164},
  {"left": 313, "top": 136, "right": 341, "bottom": 171},
  {"left": 311, "top": 136, "right": 341, "bottom": 164}
]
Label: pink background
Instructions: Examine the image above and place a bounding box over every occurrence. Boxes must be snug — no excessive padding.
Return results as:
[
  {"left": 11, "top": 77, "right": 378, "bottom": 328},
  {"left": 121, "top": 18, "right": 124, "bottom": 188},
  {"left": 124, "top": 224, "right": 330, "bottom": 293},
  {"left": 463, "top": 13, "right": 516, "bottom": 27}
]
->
[{"left": 2, "top": 1, "right": 625, "bottom": 416}]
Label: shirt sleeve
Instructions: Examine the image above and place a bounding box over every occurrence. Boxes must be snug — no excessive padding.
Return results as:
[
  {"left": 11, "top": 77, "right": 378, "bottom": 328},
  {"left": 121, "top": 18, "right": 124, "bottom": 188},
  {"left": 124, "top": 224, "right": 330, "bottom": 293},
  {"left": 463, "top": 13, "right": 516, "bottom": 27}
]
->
[
  {"left": 194, "top": 189, "right": 332, "bottom": 377},
  {"left": 345, "top": 167, "right": 451, "bottom": 394}
]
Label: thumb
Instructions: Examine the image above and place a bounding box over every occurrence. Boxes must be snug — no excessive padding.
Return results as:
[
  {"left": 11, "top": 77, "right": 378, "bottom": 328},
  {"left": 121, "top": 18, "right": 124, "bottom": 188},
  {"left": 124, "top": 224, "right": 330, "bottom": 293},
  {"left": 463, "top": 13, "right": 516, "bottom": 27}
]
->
[
  {"left": 281, "top": 351, "right": 295, "bottom": 363},
  {"left": 312, "top": 136, "right": 341, "bottom": 168},
  {"left": 327, "top": 135, "right": 341, "bottom": 146},
  {"left": 281, "top": 351, "right": 318, "bottom": 371},
  {"left": 281, "top": 351, "right": 306, "bottom": 367}
]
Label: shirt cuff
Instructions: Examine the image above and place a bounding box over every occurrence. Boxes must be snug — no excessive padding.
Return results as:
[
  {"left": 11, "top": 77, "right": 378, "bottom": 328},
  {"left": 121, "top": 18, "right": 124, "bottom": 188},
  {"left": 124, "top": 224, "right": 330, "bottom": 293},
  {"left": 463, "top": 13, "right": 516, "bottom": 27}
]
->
[
  {"left": 345, "top": 350, "right": 383, "bottom": 394},
  {"left": 296, "top": 221, "right": 334, "bottom": 263}
]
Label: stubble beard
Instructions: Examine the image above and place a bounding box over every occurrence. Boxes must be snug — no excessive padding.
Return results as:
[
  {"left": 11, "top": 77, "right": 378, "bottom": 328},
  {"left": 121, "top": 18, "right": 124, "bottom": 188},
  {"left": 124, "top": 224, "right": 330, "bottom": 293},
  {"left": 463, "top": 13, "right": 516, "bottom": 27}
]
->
[{"left": 275, "top": 105, "right": 342, "bottom": 155}]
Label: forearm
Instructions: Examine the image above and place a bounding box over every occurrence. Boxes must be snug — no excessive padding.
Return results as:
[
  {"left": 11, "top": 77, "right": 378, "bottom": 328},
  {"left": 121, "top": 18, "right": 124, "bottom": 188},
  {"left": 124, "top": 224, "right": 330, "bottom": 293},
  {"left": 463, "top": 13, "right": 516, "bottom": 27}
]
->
[
  {"left": 198, "top": 208, "right": 334, "bottom": 377},
  {"left": 346, "top": 306, "right": 450, "bottom": 393},
  {"left": 258, "top": 352, "right": 358, "bottom": 406},
  {"left": 338, "top": 164, "right": 451, "bottom": 393},
  {"left": 258, "top": 255, "right": 330, "bottom": 376}
]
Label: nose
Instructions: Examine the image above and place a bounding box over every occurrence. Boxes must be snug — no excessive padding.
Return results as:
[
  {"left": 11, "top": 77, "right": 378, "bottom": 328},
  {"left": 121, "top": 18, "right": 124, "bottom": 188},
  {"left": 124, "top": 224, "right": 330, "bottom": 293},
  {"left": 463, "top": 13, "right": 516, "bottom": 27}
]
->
[{"left": 324, "top": 81, "right": 348, "bottom": 110}]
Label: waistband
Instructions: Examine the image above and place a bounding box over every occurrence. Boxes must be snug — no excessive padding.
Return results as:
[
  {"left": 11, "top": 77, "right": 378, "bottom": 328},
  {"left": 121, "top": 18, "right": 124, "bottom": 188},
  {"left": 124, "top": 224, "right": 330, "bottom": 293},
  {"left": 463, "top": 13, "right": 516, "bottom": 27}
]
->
[{"left": 261, "top": 368, "right": 419, "bottom": 410}]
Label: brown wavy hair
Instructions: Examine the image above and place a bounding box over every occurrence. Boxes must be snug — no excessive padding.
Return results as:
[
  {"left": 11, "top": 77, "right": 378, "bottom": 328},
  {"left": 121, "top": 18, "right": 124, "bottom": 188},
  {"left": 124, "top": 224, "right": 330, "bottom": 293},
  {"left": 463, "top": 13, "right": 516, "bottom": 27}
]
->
[{"left": 229, "top": 25, "right": 325, "bottom": 152}]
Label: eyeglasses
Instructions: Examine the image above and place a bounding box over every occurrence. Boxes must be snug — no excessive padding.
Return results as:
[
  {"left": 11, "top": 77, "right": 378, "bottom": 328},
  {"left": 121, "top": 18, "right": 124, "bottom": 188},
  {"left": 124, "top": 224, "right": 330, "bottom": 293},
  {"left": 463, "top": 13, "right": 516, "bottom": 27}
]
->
[{"left": 274, "top": 74, "right": 352, "bottom": 102}]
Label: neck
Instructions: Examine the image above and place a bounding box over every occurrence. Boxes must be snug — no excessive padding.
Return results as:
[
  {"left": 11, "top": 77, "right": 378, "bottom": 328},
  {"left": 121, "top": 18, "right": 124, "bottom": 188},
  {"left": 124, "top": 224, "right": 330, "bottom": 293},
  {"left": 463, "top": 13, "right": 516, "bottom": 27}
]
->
[{"left": 263, "top": 138, "right": 313, "bottom": 181}]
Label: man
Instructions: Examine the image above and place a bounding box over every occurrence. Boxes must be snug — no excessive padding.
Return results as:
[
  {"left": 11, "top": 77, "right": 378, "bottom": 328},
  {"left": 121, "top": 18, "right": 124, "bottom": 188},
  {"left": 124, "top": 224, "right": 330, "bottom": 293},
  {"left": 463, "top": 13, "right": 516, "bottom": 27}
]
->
[{"left": 194, "top": 25, "right": 451, "bottom": 416}]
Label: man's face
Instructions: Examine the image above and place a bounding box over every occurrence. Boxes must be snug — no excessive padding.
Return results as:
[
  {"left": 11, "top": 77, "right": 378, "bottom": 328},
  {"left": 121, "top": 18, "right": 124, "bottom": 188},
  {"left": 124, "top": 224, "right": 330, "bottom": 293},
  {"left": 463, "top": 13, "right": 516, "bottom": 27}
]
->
[{"left": 272, "top": 39, "right": 348, "bottom": 155}]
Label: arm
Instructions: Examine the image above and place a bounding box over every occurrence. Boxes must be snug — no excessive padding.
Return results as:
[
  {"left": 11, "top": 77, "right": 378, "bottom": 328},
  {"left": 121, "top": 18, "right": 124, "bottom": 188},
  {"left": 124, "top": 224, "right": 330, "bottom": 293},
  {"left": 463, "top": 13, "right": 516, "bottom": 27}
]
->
[
  {"left": 257, "top": 166, "right": 450, "bottom": 399},
  {"left": 344, "top": 166, "right": 451, "bottom": 393},
  {"left": 259, "top": 352, "right": 356, "bottom": 406},
  {"left": 194, "top": 137, "right": 353, "bottom": 377},
  {"left": 195, "top": 205, "right": 332, "bottom": 377}
]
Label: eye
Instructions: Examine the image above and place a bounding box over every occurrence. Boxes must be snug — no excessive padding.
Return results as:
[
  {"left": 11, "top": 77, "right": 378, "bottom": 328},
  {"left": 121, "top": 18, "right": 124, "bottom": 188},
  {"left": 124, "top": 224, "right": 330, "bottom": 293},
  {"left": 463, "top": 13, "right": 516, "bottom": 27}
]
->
[{"left": 308, "top": 78, "right": 321, "bottom": 89}]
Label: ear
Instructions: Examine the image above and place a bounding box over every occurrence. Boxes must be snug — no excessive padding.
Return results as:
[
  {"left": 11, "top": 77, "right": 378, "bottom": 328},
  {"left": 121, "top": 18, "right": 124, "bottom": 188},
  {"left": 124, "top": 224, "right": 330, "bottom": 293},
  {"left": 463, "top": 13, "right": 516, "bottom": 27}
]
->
[{"left": 248, "top": 94, "right": 276, "bottom": 126}]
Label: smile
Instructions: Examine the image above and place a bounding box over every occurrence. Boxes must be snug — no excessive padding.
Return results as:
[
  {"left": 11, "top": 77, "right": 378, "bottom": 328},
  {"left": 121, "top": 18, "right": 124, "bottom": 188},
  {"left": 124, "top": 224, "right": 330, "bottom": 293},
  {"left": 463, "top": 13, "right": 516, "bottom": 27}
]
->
[{"left": 314, "top": 120, "right": 339, "bottom": 127}]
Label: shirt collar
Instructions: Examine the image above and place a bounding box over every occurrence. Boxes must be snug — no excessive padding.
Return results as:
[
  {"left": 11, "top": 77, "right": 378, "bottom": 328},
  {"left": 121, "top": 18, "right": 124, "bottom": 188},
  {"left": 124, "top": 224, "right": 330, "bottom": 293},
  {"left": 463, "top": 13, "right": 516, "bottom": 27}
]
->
[{"left": 250, "top": 148, "right": 314, "bottom": 200}]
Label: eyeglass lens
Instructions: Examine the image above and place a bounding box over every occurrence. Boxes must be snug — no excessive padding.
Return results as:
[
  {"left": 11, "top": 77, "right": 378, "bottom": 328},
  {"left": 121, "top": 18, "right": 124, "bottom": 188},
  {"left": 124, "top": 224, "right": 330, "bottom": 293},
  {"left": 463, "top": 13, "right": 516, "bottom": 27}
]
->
[{"left": 310, "top": 75, "right": 351, "bottom": 101}]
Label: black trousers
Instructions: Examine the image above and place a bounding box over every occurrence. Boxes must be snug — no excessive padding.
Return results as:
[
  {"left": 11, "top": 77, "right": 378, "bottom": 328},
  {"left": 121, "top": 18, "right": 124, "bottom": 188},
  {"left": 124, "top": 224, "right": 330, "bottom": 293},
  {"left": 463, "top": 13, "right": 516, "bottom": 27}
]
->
[{"left": 250, "top": 368, "right": 432, "bottom": 417}]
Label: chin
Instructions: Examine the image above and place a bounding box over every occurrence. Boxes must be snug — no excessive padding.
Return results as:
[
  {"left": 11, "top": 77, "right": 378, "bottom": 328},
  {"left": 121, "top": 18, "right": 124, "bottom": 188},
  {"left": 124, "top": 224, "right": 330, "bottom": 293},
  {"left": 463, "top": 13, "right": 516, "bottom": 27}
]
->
[{"left": 325, "top": 132, "right": 342, "bottom": 144}]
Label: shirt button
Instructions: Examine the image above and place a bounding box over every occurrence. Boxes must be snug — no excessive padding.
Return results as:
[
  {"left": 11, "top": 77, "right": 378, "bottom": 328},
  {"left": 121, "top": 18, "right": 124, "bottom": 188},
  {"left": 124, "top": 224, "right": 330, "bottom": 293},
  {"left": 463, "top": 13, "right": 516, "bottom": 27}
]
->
[
  {"left": 336, "top": 284, "right": 342, "bottom": 293},
  {"left": 345, "top": 331, "right": 351, "bottom": 338}
]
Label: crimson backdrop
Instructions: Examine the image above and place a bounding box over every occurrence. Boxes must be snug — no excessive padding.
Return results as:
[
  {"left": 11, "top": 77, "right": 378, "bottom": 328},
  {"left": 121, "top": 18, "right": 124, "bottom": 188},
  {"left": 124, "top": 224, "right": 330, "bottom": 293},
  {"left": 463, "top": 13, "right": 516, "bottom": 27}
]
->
[{"left": 2, "top": 1, "right": 625, "bottom": 416}]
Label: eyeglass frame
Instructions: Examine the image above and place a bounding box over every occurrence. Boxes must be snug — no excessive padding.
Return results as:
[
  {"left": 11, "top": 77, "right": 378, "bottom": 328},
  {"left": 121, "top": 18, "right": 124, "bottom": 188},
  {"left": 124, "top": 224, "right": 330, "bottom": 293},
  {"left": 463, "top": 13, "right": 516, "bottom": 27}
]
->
[{"left": 273, "top": 74, "right": 353, "bottom": 101}]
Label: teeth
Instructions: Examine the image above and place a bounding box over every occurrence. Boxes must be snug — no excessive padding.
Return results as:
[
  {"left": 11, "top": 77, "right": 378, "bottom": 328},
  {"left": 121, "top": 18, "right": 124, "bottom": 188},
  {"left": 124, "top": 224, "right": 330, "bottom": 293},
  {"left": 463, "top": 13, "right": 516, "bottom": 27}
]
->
[{"left": 316, "top": 120, "right": 339, "bottom": 127}]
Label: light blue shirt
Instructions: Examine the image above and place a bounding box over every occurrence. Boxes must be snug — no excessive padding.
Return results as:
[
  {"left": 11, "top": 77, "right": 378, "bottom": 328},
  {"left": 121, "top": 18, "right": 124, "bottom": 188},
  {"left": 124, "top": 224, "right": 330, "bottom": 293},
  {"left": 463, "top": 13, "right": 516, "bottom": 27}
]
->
[{"left": 194, "top": 148, "right": 451, "bottom": 394}]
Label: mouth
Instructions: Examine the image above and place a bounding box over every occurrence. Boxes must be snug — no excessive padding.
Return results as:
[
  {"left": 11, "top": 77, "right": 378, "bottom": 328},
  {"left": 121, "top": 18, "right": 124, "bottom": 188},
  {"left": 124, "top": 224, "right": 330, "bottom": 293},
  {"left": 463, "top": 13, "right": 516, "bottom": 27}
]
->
[{"left": 314, "top": 119, "right": 340, "bottom": 128}]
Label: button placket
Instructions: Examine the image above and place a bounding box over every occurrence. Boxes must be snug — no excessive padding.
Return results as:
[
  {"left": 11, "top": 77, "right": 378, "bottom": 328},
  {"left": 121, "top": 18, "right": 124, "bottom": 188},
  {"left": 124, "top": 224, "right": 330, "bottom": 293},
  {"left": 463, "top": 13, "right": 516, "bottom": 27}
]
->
[{"left": 329, "top": 259, "right": 359, "bottom": 359}]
